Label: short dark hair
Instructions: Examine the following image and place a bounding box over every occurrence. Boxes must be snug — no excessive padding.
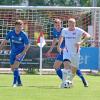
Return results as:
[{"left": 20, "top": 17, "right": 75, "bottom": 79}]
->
[{"left": 15, "top": 20, "right": 23, "bottom": 25}]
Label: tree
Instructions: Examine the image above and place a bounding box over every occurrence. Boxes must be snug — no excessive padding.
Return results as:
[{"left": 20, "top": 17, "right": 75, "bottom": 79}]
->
[
  {"left": 80, "top": 0, "right": 91, "bottom": 6},
  {"left": 0, "top": 0, "right": 99, "bottom": 7},
  {"left": 29, "top": 0, "right": 45, "bottom": 6},
  {"left": 0, "top": 0, "right": 23, "bottom": 5}
]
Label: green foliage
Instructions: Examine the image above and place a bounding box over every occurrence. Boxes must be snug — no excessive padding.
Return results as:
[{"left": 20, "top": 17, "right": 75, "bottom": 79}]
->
[
  {"left": 29, "top": 0, "right": 45, "bottom": 6},
  {"left": 80, "top": 0, "right": 91, "bottom": 6},
  {"left": 0, "top": 0, "right": 23, "bottom": 5},
  {"left": 28, "top": 0, "right": 99, "bottom": 7},
  {"left": 0, "top": 0, "right": 99, "bottom": 6},
  {"left": 97, "top": 0, "right": 100, "bottom": 6}
]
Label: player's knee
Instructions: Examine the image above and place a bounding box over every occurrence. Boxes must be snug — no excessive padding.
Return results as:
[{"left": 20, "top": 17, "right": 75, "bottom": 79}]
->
[{"left": 71, "top": 67, "right": 77, "bottom": 75}]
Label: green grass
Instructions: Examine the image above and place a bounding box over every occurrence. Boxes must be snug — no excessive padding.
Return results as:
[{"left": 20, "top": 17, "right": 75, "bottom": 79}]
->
[{"left": 0, "top": 74, "right": 100, "bottom": 100}]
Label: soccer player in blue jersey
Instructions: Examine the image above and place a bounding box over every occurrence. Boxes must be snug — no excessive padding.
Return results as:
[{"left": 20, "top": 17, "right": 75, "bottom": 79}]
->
[
  {"left": 0, "top": 20, "right": 30, "bottom": 87},
  {"left": 46, "top": 18, "right": 88, "bottom": 87}
]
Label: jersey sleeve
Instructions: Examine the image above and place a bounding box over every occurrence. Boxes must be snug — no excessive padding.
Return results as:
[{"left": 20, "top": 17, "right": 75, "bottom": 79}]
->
[
  {"left": 61, "top": 28, "right": 66, "bottom": 37},
  {"left": 77, "top": 27, "right": 85, "bottom": 35},
  {"left": 5, "top": 31, "right": 11, "bottom": 40}
]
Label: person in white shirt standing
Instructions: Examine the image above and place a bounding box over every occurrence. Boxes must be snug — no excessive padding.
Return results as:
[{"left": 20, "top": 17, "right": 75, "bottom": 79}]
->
[{"left": 57, "top": 18, "right": 91, "bottom": 86}]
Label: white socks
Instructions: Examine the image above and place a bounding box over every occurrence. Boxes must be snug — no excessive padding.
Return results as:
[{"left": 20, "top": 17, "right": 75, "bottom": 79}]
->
[{"left": 62, "top": 69, "right": 73, "bottom": 82}]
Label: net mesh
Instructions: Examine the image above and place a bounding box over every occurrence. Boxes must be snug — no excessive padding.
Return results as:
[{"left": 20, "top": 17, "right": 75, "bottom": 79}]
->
[
  {"left": 0, "top": 6, "right": 100, "bottom": 71},
  {"left": 0, "top": 6, "right": 99, "bottom": 47}
]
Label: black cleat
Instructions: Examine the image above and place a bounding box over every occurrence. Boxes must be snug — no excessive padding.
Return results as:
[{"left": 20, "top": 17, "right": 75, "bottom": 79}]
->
[
  {"left": 83, "top": 81, "right": 88, "bottom": 87},
  {"left": 17, "top": 83, "right": 23, "bottom": 86}
]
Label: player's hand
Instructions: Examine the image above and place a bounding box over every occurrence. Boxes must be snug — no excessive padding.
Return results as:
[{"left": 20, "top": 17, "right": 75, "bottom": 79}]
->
[
  {"left": 16, "top": 52, "right": 25, "bottom": 59},
  {"left": 16, "top": 54, "right": 22, "bottom": 59},
  {"left": 75, "top": 42, "right": 81, "bottom": 48},
  {"left": 57, "top": 46, "right": 62, "bottom": 54}
]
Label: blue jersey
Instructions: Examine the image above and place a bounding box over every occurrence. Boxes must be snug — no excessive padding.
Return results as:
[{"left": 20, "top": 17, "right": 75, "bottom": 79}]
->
[
  {"left": 52, "top": 27, "right": 65, "bottom": 49},
  {"left": 6, "top": 30, "right": 29, "bottom": 54}
]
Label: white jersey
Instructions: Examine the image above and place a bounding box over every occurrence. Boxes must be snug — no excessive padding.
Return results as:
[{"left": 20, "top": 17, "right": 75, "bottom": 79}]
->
[{"left": 61, "top": 27, "right": 85, "bottom": 54}]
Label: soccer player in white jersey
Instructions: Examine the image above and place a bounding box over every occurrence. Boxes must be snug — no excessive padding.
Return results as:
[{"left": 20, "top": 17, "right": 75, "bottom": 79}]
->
[
  {"left": 57, "top": 18, "right": 91, "bottom": 84},
  {"left": 47, "top": 18, "right": 89, "bottom": 87}
]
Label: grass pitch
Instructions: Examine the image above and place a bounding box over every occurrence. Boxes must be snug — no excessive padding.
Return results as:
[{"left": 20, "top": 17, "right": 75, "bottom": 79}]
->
[{"left": 0, "top": 74, "right": 100, "bottom": 100}]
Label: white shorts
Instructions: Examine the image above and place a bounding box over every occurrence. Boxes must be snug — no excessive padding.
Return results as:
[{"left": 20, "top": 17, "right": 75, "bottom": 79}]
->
[{"left": 63, "top": 50, "right": 80, "bottom": 68}]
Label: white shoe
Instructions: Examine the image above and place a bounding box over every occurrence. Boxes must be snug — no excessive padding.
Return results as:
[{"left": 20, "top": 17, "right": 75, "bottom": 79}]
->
[
  {"left": 60, "top": 82, "right": 64, "bottom": 88},
  {"left": 13, "top": 84, "right": 17, "bottom": 87}
]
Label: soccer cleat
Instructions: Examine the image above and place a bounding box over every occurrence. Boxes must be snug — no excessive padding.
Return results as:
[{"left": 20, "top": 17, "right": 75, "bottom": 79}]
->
[
  {"left": 83, "top": 80, "right": 88, "bottom": 87},
  {"left": 17, "top": 83, "right": 23, "bottom": 86},
  {"left": 60, "top": 82, "right": 65, "bottom": 88},
  {"left": 13, "top": 84, "right": 17, "bottom": 87},
  {"left": 84, "top": 83, "right": 88, "bottom": 87}
]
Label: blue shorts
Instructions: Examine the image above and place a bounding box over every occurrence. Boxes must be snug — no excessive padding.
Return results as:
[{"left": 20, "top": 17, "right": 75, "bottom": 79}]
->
[
  {"left": 10, "top": 53, "right": 25, "bottom": 65},
  {"left": 56, "top": 52, "right": 63, "bottom": 62}
]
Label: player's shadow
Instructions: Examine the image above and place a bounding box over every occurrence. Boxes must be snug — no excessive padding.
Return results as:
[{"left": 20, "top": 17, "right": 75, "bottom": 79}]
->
[{"left": 27, "top": 85, "right": 60, "bottom": 89}]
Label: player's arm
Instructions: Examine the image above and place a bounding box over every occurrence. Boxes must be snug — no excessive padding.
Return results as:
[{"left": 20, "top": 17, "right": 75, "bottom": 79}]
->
[
  {"left": 21, "top": 44, "right": 30, "bottom": 55},
  {"left": 21, "top": 33, "right": 30, "bottom": 55},
  {"left": 0, "top": 39, "right": 8, "bottom": 50},
  {"left": 47, "top": 38, "right": 57, "bottom": 55},
  {"left": 78, "top": 32, "right": 91, "bottom": 46},
  {"left": 57, "top": 36, "right": 64, "bottom": 53},
  {"left": 16, "top": 44, "right": 30, "bottom": 60}
]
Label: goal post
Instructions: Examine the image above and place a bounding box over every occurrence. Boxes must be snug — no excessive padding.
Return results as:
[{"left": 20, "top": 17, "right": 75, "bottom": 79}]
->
[{"left": 0, "top": 6, "right": 99, "bottom": 73}]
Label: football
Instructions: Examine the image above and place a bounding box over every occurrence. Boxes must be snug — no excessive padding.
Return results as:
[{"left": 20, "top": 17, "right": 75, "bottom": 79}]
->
[{"left": 60, "top": 80, "right": 73, "bottom": 88}]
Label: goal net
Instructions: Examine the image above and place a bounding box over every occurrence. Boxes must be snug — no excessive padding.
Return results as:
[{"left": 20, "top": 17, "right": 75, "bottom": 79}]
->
[
  {"left": 0, "top": 6, "right": 99, "bottom": 73},
  {"left": 0, "top": 6, "right": 99, "bottom": 45}
]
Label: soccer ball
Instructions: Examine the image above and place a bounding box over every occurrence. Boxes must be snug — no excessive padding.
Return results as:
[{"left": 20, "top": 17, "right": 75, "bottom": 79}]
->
[{"left": 60, "top": 80, "right": 73, "bottom": 88}]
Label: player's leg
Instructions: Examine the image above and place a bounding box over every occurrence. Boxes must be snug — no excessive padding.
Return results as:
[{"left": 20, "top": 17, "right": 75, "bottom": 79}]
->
[
  {"left": 15, "top": 54, "right": 25, "bottom": 86},
  {"left": 76, "top": 69, "right": 88, "bottom": 87},
  {"left": 63, "top": 60, "right": 74, "bottom": 81},
  {"left": 10, "top": 54, "right": 18, "bottom": 87},
  {"left": 62, "top": 51, "right": 75, "bottom": 82},
  {"left": 11, "top": 61, "right": 22, "bottom": 87},
  {"left": 71, "top": 54, "right": 88, "bottom": 87},
  {"left": 70, "top": 54, "right": 79, "bottom": 77},
  {"left": 53, "top": 53, "right": 63, "bottom": 80},
  {"left": 10, "top": 54, "right": 25, "bottom": 87},
  {"left": 12, "top": 61, "right": 22, "bottom": 86},
  {"left": 53, "top": 60, "right": 62, "bottom": 79}
]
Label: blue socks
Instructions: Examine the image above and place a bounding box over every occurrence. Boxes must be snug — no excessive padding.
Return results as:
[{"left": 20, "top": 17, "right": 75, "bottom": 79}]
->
[
  {"left": 18, "top": 76, "right": 22, "bottom": 84},
  {"left": 76, "top": 69, "right": 86, "bottom": 82},
  {"left": 55, "top": 68, "right": 86, "bottom": 83},
  {"left": 55, "top": 68, "right": 62, "bottom": 80},
  {"left": 13, "top": 68, "right": 21, "bottom": 85}
]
